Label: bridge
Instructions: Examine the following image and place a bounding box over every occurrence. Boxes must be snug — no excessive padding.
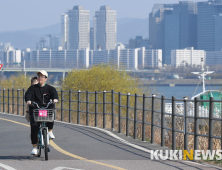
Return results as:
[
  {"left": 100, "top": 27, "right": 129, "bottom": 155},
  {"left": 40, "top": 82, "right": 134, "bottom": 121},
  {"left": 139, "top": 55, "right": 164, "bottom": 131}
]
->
[
  {"left": 0, "top": 68, "right": 70, "bottom": 81},
  {"left": 0, "top": 89, "right": 220, "bottom": 170},
  {"left": 0, "top": 67, "right": 160, "bottom": 82}
]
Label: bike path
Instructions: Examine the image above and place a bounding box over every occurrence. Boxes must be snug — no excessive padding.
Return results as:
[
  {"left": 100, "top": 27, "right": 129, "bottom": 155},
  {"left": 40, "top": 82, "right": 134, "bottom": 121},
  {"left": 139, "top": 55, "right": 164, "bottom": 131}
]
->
[{"left": 0, "top": 113, "right": 220, "bottom": 170}]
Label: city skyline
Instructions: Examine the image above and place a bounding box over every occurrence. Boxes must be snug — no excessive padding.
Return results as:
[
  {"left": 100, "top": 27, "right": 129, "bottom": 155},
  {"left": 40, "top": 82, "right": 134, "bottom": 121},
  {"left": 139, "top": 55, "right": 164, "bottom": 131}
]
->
[
  {"left": 0, "top": 0, "right": 201, "bottom": 32},
  {"left": 2, "top": 0, "right": 222, "bottom": 68}
]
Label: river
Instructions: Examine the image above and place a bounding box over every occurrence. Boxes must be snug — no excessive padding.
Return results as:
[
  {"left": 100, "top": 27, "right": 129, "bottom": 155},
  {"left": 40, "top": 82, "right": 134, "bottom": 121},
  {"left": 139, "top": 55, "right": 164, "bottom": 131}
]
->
[{"left": 146, "top": 84, "right": 222, "bottom": 99}]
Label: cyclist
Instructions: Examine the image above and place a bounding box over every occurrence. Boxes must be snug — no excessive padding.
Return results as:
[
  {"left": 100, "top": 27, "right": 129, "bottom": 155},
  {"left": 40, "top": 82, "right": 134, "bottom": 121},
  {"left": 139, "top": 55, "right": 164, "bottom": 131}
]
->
[
  {"left": 25, "top": 70, "right": 58, "bottom": 155},
  {"left": 25, "top": 76, "right": 38, "bottom": 122},
  {"left": 31, "top": 76, "right": 38, "bottom": 85}
]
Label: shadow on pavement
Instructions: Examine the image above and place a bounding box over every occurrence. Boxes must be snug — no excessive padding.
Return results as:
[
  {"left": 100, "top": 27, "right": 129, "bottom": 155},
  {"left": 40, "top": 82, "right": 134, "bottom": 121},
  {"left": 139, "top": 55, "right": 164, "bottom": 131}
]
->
[
  {"left": 55, "top": 123, "right": 218, "bottom": 170},
  {"left": 0, "top": 156, "right": 42, "bottom": 160}
]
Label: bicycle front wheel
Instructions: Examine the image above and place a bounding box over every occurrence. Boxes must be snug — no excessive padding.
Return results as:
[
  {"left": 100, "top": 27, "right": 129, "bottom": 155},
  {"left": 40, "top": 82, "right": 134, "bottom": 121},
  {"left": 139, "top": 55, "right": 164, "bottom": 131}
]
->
[
  {"left": 37, "top": 135, "right": 41, "bottom": 157},
  {"left": 37, "top": 144, "right": 41, "bottom": 157},
  {"left": 43, "top": 129, "right": 48, "bottom": 161}
]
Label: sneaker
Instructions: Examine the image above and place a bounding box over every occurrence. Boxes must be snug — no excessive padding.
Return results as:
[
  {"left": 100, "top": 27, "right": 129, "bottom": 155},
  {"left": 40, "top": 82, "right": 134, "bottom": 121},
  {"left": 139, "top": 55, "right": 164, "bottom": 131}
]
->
[
  {"left": 31, "top": 147, "right": 38, "bottom": 155},
  {"left": 48, "top": 131, "right": 55, "bottom": 139}
]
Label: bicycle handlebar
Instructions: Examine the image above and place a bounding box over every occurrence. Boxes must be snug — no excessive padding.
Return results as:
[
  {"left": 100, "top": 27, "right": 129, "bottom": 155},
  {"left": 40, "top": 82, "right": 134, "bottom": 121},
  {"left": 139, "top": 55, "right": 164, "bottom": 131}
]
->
[{"left": 31, "top": 100, "right": 54, "bottom": 109}]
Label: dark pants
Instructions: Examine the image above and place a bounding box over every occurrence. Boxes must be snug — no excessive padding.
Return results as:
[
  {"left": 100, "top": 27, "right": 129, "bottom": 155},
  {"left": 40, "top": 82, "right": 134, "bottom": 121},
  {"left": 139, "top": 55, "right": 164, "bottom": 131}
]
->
[{"left": 30, "top": 112, "right": 54, "bottom": 144}]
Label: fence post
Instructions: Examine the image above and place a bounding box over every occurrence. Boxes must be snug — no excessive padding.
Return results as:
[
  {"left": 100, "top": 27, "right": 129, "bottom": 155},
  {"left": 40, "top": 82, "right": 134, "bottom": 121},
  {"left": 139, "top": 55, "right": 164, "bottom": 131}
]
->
[
  {"left": 184, "top": 97, "right": 188, "bottom": 150},
  {"left": 8, "top": 89, "right": 10, "bottom": 114},
  {"left": 111, "top": 89, "right": 115, "bottom": 131},
  {"left": 208, "top": 97, "right": 214, "bottom": 151},
  {"left": 54, "top": 102, "right": 57, "bottom": 120},
  {"left": 142, "top": 94, "right": 146, "bottom": 141},
  {"left": 126, "top": 93, "right": 130, "bottom": 136},
  {"left": 118, "top": 92, "right": 122, "bottom": 133},
  {"left": 161, "top": 95, "right": 165, "bottom": 147},
  {"left": 95, "top": 91, "right": 98, "bottom": 127},
  {"left": 69, "top": 89, "right": 72, "bottom": 123},
  {"left": 77, "top": 90, "right": 80, "bottom": 124},
  {"left": 151, "top": 94, "right": 156, "bottom": 143},
  {"left": 221, "top": 98, "right": 222, "bottom": 151},
  {"left": 12, "top": 89, "right": 14, "bottom": 114},
  {"left": 194, "top": 97, "right": 199, "bottom": 151},
  {"left": 134, "top": 93, "right": 138, "bottom": 139},
  {"left": 86, "top": 91, "right": 89, "bottom": 126},
  {"left": 17, "top": 89, "right": 20, "bottom": 115},
  {"left": 3, "top": 89, "right": 5, "bottom": 113},
  {"left": 23, "top": 89, "right": 25, "bottom": 116},
  {"left": 103, "top": 90, "right": 106, "bottom": 129},
  {"left": 61, "top": 89, "right": 63, "bottom": 121},
  {"left": 172, "top": 96, "right": 176, "bottom": 150},
  {"left": 0, "top": 88, "right": 1, "bottom": 112}
]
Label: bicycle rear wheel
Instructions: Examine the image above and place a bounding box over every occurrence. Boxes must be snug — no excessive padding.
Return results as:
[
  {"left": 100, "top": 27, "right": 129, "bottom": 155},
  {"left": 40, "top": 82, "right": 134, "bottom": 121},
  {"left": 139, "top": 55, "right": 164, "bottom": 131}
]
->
[{"left": 43, "top": 129, "right": 48, "bottom": 160}]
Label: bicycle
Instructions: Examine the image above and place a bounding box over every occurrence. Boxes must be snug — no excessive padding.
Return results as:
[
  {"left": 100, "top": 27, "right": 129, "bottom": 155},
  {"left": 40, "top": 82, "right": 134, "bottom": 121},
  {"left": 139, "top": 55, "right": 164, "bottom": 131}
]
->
[{"left": 31, "top": 100, "right": 55, "bottom": 161}]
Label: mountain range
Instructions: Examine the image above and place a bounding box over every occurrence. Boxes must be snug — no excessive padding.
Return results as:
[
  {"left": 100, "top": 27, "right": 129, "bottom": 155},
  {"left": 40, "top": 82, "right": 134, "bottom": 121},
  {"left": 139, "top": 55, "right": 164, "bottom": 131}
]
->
[{"left": 0, "top": 18, "right": 148, "bottom": 49}]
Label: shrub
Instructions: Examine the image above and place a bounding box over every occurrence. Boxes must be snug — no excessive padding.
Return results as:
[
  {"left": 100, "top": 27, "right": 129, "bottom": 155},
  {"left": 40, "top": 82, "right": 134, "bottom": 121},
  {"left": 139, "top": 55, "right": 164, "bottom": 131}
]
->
[
  {"left": 61, "top": 64, "right": 142, "bottom": 94},
  {"left": 0, "top": 73, "right": 30, "bottom": 89}
]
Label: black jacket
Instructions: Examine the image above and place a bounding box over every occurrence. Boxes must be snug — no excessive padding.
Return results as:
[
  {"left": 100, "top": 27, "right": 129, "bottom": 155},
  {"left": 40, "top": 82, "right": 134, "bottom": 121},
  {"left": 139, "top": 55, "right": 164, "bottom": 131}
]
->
[{"left": 25, "top": 84, "right": 58, "bottom": 107}]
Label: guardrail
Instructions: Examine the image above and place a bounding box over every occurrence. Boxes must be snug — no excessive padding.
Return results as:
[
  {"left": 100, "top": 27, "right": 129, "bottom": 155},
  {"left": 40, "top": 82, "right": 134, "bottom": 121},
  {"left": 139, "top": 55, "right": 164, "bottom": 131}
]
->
[{"left": 0, "top": 88, "right": 221, "bottom": 151}]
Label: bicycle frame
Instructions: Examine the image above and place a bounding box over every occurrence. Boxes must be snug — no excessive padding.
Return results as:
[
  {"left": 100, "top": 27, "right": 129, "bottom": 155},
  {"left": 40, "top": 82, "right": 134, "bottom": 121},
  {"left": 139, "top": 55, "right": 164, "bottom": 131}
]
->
[
  {"left": 38, "top": 122, "right": 49, "bottom": 148},
  {"left": 31, "top": 100, "right": 55, "bottom": 160}
]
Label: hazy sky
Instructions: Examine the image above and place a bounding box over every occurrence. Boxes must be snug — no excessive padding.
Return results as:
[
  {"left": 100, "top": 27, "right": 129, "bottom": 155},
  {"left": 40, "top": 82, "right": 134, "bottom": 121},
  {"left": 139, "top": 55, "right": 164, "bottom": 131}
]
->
[{"left": 0, "top": 0, "right": 201, "bottom": 32}]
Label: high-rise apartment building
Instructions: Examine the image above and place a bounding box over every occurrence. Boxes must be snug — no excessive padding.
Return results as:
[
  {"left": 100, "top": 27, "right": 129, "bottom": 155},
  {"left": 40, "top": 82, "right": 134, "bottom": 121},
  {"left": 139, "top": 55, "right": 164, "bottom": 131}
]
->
[
  {"left": 206, "top": 50, "right": 222, "bottom": 65},
  {"left": 114, "top": 47, "right": 139, "bottom": 70},
  {"left": 66, "top": 6, "right": 90, "bottom": 50},
  {"left": 61, "top": 13, "right": 69, "bottom": 50},
  {"left": 164, "top": 10, "right": 180, "bottom": 64},
  {"left": 94, "top": 6, "right": 117, "bottom": 50},
  {"left": 171, "top": 47, "right": 205, "bottom": 67},
  {"left": 0, "top": 43, "right": 21, "bottom": 67},
  {"left": 197, "top": 0, "right": 222, "bottom": 51},
  {"left": 36, "top": 35, "right": 59, "bottom": 50},
  {"left": 138, "top": 47, "right": 162, "bottom": 69},
  {"left": 22, "top": 47, "right": 162, "bottom": 70},
  {"left": 36, "top": 37, "right": 47, "bottom": 50},
  {"left": 179, "top": 1, "right": 197, "bottom": 49},
  {"left": 90, "top": 28, "right": 94, "bottom": 50},
  {"left": 25, "top": 49, "right": 89, "bottom": 68},
  {"left": 50, "top": 36, "right": 59, "bottom": 50},
  {"left": 149, "top": 4, "right": 167, "bottom": 51},
  {"left": 215, "top": 14, "right": 222, "bottom": 51},
  {"left": 129, "top": 36, "right": 149, "bottom": 49}
]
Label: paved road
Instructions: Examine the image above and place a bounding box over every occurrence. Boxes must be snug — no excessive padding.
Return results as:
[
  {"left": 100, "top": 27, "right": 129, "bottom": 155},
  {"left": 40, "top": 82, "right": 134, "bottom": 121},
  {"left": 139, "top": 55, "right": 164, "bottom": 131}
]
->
[{"left": 0, "top": 113, "right": 220, "bottom": 170}]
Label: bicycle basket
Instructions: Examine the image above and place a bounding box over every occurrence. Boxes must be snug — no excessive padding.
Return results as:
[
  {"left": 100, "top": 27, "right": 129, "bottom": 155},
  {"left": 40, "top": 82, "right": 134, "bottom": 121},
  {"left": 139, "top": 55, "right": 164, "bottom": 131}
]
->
[{"left": 33, "top": 109, "right": 54, "bottom": 122}]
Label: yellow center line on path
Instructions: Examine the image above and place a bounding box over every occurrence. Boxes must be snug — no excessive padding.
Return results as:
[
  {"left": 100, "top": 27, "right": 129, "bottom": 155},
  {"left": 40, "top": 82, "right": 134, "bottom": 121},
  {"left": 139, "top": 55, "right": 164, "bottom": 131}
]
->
[{"left": 0, "top": 117, "right": 127, "bottom": 170}]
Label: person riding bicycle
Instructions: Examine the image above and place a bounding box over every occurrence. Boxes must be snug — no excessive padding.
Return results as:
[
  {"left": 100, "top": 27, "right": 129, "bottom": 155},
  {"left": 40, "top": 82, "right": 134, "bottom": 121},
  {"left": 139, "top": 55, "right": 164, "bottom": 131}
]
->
[
  {"left": 25, "top": 76, "right": 38, "bottom": 122},
  {"left": 25, "top": 70, "right": 58, "bottom": 155},
  {"left": 31, "top": 76, "right": 38, "bottom": 85}
]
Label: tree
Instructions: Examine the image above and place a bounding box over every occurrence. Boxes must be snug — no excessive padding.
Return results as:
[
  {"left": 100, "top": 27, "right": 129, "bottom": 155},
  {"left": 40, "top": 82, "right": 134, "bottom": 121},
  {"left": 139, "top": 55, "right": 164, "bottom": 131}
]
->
[
  {"left": 59, "top": 64, "right": 152, "bottom": 126},
  {"left": 0, "top": 73, "right": 30, "bottom": 89},
  {"left": 61, "top": 64, "right": 143, "bottom": 94}
]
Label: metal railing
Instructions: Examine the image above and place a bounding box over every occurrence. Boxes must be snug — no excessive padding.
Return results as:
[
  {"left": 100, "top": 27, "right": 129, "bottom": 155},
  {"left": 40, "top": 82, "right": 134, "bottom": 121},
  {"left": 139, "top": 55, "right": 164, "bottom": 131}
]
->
[{"left": 0, "top": 88, "right": 221, "bottom": 151}]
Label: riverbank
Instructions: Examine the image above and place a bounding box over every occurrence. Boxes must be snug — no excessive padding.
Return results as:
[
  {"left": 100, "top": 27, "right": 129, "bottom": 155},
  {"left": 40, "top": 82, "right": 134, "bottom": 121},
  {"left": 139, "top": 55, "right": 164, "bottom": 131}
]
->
[{"left": 139, "top": 79, "right": 222, "bottom": 86}]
